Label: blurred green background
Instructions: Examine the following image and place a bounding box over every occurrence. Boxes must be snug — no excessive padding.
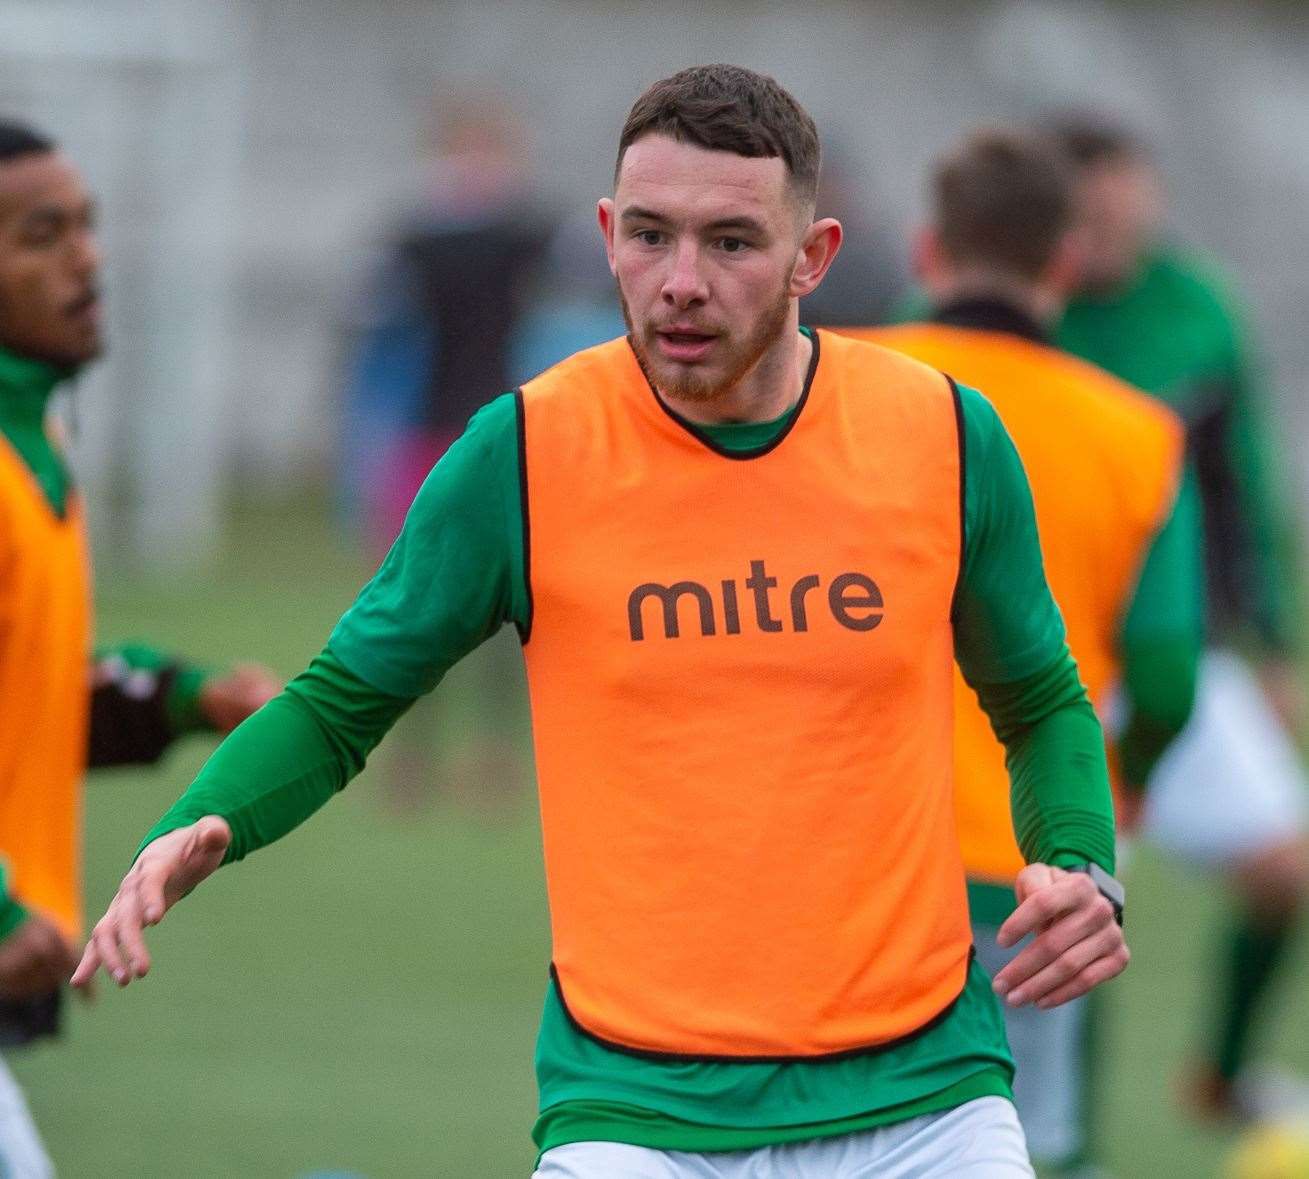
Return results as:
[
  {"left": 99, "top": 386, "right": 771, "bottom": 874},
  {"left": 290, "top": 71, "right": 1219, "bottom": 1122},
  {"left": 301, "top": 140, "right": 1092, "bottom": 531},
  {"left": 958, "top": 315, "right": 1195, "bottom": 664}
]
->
[{"left": 9, "top": 501, "right": 1309, "bottom": 1178}]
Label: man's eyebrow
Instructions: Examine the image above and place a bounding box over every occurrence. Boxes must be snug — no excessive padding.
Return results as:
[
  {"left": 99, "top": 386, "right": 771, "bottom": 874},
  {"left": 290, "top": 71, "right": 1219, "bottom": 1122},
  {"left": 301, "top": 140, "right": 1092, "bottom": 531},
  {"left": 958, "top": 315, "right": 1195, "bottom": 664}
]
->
[
  {"left": 619, "top": 208, "right": 768, "bottom": 236},
  {"left": 704, "top": 216, "right": 767, "bottom": 235},
  {"left": 619, "top": 205, "right": 672, "bottom": 225}
]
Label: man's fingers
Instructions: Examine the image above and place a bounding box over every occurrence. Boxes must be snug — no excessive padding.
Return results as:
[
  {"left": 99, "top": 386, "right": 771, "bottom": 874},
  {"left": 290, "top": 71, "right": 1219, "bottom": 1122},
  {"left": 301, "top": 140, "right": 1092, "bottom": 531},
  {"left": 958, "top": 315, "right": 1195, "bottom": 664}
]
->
[
  {"left": 993, "top": 894, "right": 1116, "bottom": 993},
  {"left": 1001, "top": 925, "right": 1122, "bottom": 1007},
  {"left": 89, "top": 912, "right": 129, "bottom": 985},
  {"left": 1034, "top": 945, "right": 1131, "bottom": 1009},
  {"left": 70, "top": 940, "right": 102, "bottom": 988},
  {"left": 136, "top": 868, "right": 169, "bottom": 927},
  {"left": 996, "top": 872, "right": 1096, "bottom": 948},
  {"left": 113, "top": 887, "right": 152, "bottom": 980}
]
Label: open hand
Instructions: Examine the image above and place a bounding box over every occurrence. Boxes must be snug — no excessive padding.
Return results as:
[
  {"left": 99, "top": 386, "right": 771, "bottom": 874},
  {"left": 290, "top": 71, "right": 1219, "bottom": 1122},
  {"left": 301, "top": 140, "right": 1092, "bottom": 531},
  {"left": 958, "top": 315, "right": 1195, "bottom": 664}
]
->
[
  {"left": 71, "top": 816, "right": 231, "bottom": 990},
  {"left": 991, "top": 863, "right": 1128, "bottom": 1009}
]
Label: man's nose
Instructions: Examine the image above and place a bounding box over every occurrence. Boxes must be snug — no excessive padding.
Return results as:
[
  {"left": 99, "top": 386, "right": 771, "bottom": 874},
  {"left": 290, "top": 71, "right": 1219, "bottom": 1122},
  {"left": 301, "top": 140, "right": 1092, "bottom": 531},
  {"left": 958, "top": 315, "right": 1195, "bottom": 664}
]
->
[
  {"left": 661, "top": 241, "right": 708, "bottom": 309},
  {"left": 70, "top": 229, "right": 102, "bottom": 282}
]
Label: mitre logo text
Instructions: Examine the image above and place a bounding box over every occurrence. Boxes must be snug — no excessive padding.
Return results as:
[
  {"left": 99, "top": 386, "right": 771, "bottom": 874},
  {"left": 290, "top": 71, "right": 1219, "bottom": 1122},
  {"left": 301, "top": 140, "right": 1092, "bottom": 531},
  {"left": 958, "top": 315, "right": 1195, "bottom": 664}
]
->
[{"left": 627, "top": 559, "right": 884, "bottom": 641}]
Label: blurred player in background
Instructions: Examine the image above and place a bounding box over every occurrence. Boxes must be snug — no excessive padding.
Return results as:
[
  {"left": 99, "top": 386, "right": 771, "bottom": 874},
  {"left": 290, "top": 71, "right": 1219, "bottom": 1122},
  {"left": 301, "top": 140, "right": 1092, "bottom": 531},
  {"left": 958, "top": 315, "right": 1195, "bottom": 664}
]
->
[
  {"left": 75, "top": 65, "right": 1131, "bottom": 1177},
  {"left": 0, "top": 118, "right": 278, "bottom": 1177},
  {"left": 337, "top": 93, "right": 549, "bottom": 816},
  {"left": 846, "top": 127, "right": 1203, "bottom": 1176},
  {"left": 1050, "top": 114, "right": 1309, "bottom": 1123}
]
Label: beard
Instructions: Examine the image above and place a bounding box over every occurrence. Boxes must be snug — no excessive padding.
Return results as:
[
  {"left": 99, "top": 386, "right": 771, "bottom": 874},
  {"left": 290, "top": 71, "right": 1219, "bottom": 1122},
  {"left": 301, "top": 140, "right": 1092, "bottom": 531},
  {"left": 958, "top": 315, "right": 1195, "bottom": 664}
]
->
[{"left": 620, "top": 278, "right": 793, "bottom": 405}]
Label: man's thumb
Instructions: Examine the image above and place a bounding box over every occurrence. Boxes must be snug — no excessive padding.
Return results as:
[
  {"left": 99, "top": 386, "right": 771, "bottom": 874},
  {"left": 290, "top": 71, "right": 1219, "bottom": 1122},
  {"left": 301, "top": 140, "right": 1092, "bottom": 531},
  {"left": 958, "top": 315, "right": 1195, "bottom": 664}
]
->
[{"left": 191, "top": 817, "right": 231, "bottom": 857}]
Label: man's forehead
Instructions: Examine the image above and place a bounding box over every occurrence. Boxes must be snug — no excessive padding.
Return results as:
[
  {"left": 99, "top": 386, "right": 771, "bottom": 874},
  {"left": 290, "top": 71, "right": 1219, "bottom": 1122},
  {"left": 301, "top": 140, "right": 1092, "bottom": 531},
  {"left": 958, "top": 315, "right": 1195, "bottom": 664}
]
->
[
  {"left": 0, "top": 151, "right": 89, "bottom": 218},
  {"left": 616, "top": 135, "right": 789, "bottom": 219}
]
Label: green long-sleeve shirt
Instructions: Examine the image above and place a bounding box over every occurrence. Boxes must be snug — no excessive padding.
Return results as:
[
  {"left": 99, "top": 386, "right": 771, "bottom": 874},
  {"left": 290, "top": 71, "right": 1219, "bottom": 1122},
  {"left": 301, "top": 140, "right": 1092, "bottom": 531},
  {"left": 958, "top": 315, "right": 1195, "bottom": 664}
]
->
[
  {"left": 141, "top": 339, "right": 1114, "bottom": 1155},
  {"left": 1059, "top": 244, "right": 1301, "bottom": 656}
]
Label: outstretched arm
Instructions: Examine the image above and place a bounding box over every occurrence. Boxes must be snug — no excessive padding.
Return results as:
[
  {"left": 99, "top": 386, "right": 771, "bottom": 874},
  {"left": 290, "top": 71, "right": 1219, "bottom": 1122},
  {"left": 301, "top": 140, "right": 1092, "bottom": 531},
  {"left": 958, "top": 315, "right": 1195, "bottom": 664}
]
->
[
  {"left": 953, "top": 382, "right": 1126, "bottom": 1009},
  {"left": 72, "top": 650, "right": 408, "bottom": 986},
  {"left": 73, "top": 393, "right": 527, "bottom": 990}
]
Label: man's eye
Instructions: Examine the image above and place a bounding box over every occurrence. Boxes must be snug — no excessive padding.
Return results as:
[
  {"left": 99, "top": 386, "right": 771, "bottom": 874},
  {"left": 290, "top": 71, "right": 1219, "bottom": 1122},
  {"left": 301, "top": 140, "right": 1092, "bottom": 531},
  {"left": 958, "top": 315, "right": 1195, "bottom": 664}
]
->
[
  {"left": 719, "top": 237, "right": 748, "bottom": 253},
  {"left": 21, "top": 228, "right": 59, "bottom": 249},
  {"left": 636, "top": 230, "right": 663, "bottom": 246}
]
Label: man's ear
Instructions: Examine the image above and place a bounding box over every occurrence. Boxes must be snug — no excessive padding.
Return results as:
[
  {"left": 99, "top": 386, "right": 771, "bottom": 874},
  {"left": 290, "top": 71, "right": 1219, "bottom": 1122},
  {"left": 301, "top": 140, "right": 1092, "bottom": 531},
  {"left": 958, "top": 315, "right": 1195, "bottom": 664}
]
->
[
  {"left": 789, "top": 217, "right": 843, "bottom": 299},
  {"left": 912, "top": 225, "right": 953, "bottom": 300},
  {"left": 597, "top": 198, "right": 618, "bottom": 276},
  {"left": 1044, "top": 227, "right": 1088, "bottom": 301}
]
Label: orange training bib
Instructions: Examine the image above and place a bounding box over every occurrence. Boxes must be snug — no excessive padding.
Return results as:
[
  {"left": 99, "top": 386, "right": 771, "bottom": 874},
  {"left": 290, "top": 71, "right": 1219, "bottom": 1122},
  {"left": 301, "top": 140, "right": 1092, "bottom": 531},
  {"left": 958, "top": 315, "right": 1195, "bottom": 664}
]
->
[
  {"left": 0, "top": 437, "right": 92, "bottom": 940},
  {"left": 519, "top": 330, "right": 970, "bottom": 1058},
  {"left": 854, "top": 323, "right": 1184, "bottom": 887}
]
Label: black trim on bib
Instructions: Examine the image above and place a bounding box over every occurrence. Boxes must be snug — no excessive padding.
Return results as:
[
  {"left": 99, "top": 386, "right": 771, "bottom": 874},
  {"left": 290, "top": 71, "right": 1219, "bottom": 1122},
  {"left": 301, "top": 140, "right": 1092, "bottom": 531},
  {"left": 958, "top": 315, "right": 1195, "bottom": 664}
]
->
[
  {"left": 513, "top": 388, "right": 533, "bottom": 643},
  {"left": 547, "top": 947, "right": 977, "bottom": 1065},
  {"left": 946, "top": 374, "right": 967, "bottom": 621},
  {"left": 627, "top": 328, "right": 821, "bottom": 461}
]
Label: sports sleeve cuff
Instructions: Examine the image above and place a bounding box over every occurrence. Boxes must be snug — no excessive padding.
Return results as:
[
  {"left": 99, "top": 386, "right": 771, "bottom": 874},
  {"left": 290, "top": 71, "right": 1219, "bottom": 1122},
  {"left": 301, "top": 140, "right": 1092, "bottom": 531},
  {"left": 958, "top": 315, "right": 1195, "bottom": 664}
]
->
[{"left": 166, "top": 665, "right": 212, "bottom": 734}]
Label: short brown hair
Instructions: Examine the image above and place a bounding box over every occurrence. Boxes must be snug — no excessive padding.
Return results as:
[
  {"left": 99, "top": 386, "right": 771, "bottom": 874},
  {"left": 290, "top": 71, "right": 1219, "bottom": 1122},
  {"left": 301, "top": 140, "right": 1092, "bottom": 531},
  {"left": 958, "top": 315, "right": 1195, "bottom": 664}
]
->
[
  {"left": 1044, "top": 111, "right": 1148, "bottom": 169},
  {"left": 616, "top": 64, "right": 820, "bottom": 208},
  {"left": 932, "top": 127, "right": 1074, "bottom": 279}
]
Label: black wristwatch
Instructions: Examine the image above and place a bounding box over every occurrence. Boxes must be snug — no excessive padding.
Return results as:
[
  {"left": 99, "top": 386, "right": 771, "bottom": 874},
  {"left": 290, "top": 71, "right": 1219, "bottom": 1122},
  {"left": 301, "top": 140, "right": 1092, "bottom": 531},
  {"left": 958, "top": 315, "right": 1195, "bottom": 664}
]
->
[{"left": 1067, "top": 862, "right": 1125, "bottom": 926}]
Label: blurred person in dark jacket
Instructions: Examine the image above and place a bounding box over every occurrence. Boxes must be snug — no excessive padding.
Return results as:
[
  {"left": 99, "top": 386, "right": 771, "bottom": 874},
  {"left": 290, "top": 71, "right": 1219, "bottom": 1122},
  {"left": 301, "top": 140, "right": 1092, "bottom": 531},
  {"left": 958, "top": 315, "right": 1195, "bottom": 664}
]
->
[
  {"left": 341, "top": 94, "right": 551, "bottom": 551},
  {"left": 338, "top": 95, "right": 550, "bottom": 816}
]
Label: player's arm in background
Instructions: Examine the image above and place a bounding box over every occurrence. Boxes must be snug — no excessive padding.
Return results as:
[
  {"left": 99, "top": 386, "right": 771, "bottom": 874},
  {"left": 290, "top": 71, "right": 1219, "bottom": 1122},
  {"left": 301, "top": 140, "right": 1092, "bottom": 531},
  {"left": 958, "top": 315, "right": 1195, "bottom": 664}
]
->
[
  {"left": 72, "top": 396, "right": 523, "bottom": 988},
  {"left": 951, "top": 382, "right": 1126, "bottom": 1009},
  {"left": 88, "top": 644, "right": 280, "bottom": 768},
  {"left": 1115, "top": 465, "right": 1205, "bottom": 814}
]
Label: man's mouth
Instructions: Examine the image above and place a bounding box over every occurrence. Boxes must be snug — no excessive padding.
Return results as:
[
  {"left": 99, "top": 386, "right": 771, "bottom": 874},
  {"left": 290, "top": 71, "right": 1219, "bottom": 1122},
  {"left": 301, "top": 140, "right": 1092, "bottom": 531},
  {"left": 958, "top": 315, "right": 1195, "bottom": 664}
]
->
[
  {"left": 655, "top": 328, "right": 717, "bottom": 363},
  {"left": 66, "top": 290, "right": 101, "bottom": 324}
]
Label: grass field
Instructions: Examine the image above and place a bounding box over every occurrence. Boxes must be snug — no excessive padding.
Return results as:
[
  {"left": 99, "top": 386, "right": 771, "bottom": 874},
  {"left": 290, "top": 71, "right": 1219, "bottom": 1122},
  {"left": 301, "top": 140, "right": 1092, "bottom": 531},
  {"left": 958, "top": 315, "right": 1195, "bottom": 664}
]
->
[{"left": 9, "top": 500, "right": 1309, "bottom": 1177}]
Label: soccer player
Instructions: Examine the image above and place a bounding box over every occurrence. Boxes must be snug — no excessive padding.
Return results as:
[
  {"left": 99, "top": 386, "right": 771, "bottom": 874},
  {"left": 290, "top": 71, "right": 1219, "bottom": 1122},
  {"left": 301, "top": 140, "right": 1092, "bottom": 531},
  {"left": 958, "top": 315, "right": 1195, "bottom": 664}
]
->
[
  {"left": 1051, "top": 115, "right": 1309, "bottom": 1121},
  {"left": 0, "top": 119, "right": 279, "bottom": 1177},
  {"left": 74, "top": 66, "right": 1129, "bottom": 1177},
  {"left": 846, "top": 128, "right": 1203, "bottom": 1175}
]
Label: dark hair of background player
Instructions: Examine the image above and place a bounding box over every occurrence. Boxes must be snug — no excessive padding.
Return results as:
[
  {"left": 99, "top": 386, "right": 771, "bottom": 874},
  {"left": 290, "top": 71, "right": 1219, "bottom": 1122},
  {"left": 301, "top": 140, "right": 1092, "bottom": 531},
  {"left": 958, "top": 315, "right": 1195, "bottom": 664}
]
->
[
  {"left": 932, "top": 127, "right": 1074, "bottom": 279},
  {"left": 0, "top": 120, "right": 56, "bottom": 164},
  {"left": 1044, "top": 112, "right": 1149, "bottom": 169}
]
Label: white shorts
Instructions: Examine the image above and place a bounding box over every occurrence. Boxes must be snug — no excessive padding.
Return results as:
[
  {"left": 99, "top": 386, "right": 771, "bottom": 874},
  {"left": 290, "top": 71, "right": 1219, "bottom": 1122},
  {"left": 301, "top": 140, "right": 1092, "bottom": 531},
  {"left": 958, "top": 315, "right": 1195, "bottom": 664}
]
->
[
  {"left": 973, "top": 922, "right": 1088, "bottom": 1168},
  {"left": 0, "top": 1054, "right": 53, "bottom": 1179},
  {"left": 1142, "top": 650, "right": 1308, "bottom": 866},
  {"left": 532, "top": 1095, "right": 1032, "bottom": 1178}
]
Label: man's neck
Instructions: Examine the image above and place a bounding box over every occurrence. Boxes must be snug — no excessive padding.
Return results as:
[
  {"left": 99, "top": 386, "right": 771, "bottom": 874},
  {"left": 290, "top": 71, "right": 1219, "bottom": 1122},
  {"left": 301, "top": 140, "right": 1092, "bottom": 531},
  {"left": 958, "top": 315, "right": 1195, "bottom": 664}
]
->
[
  {"left": 659, "top": 322, "right": 812, "bottom": 427},
  {"left": 0, "top": 344, "right": 64, "bottom": 407},
  {"left": 931, "top": 273, "right": 1060, "bottom": 329}
]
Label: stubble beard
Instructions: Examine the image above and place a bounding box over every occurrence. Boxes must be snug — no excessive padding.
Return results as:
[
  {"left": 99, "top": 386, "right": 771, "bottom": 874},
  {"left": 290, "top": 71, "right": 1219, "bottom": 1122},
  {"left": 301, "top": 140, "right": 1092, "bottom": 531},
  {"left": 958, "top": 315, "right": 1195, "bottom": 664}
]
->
[{"left": 620, "top": 279, "right": 793, "bottom": 405}]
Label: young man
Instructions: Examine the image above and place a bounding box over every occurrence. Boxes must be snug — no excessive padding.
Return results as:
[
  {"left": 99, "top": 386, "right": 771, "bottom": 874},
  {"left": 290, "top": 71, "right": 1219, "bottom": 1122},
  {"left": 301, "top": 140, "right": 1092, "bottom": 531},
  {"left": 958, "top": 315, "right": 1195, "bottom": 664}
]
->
[
  {"left": 0, "top": 119, "right": 278, "bottom": 1177},
  {"left": 74, "top": 67, "right": 1128, "bottom": 1177},
  {"left": 1051, "top": 115, "right": 1309, "bottom": 1121},
  {"left": 846, "top": 128, "right": 1203, "bottom": 1175}
]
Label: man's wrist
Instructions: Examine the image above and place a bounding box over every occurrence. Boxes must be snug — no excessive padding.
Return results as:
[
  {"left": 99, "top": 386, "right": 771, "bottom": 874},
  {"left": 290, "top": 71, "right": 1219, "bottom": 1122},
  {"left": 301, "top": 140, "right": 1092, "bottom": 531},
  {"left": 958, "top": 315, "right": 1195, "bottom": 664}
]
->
[{"left": 1066, "top": 861, "right": 1125, "bottom": 925}]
